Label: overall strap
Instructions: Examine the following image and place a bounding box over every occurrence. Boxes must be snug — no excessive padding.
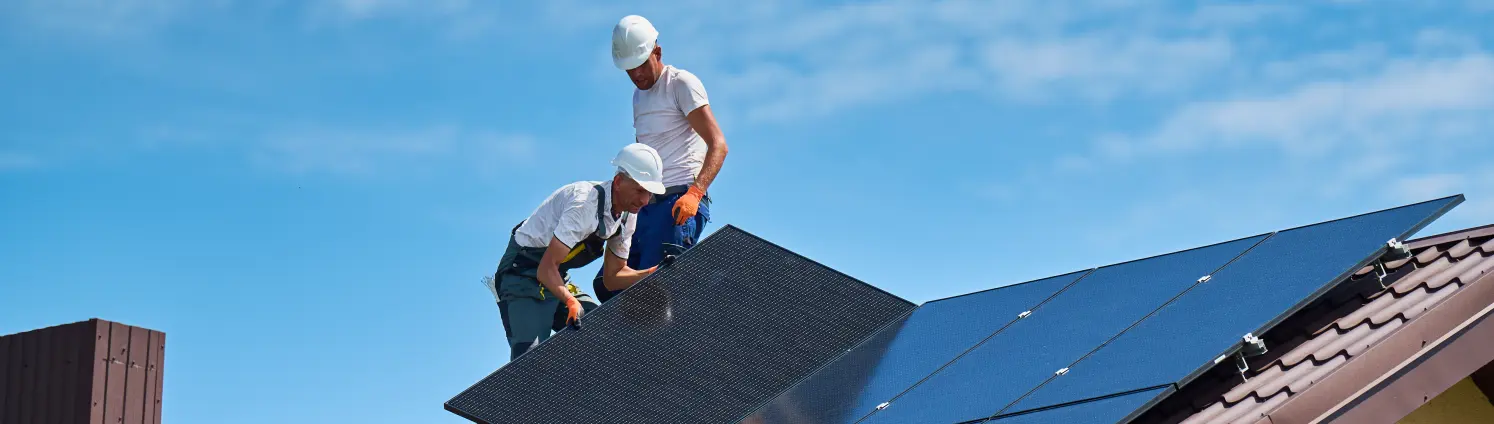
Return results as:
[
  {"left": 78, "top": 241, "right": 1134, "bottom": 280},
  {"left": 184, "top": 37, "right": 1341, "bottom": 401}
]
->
[{"left": 592, "top": 183, "right": 625, "bottom": 240}]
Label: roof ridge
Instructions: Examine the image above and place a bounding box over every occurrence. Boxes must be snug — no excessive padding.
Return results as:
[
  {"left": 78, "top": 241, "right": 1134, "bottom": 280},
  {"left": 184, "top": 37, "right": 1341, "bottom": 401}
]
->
[
  {"left": 1406, "top": 222, "right": 1494, "bottom": 248},
  {"left": 1393, "top": 236, "right": 1491, "bottom": 269}
]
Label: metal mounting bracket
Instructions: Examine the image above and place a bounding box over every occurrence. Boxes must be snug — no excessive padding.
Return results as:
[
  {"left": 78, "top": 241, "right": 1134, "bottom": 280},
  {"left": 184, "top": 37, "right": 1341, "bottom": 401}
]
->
[
  {"left": 1373, "top": 238, "right": 1414, "bottom": 288},
  {"left": 1241, "top": 333, "right": 1268, "bottom": 357},
  {"left": 1385, "top": 238, "right": 1411, "bottom": 260},
  {"left": 1374, "top": 261, "right": 1392, "bottom": 289},
  {"left": 1233, "top": 333, "right": 1268, "bottom": 383}
]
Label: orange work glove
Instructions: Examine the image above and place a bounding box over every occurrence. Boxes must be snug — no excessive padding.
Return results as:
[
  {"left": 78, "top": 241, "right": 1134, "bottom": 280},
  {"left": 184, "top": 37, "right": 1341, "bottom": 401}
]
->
[
  {"left": 563, "top": 295, "right": 584, "bottom": 327},
  {"left": 672, "top": 185, "right": 706, "bottom": 226}
]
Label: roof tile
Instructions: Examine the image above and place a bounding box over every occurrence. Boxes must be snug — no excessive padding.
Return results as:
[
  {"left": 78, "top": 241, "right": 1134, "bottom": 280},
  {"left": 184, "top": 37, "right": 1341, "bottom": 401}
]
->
[
  {"left": 1414, "top": 244, "right": 1445, "bottom": 265},
  {"left": 1388, "top": 257, "right": 1453, "bottom": 293},
  {"left": 1445, "top": 239, "right": 1475, "bottom": 259},
  {"left": 1152, "top": 225, "right": 1494, "bottom": 424}
]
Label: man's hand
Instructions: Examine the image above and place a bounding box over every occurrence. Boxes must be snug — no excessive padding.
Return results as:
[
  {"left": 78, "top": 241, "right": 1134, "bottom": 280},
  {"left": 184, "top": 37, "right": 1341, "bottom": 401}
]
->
[
  {"left": 563, "top": 294, "right": 584, "bottom": 327},
  {"left": 672, "top": 185, "right": 706, "bottom": 225}
]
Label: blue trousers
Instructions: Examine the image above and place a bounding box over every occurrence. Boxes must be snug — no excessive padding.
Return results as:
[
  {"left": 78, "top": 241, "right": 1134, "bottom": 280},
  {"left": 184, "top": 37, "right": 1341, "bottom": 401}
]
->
[{"left": 593, "top": 191, "right": 710, "bottom": 302}]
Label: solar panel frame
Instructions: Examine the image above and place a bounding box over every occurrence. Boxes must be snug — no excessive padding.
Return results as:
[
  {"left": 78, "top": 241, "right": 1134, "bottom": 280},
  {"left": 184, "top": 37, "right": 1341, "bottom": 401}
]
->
[
  {"left": 444, "top": 225, "right": 916, "bottom": 424},
  {"left": 1199, "top": 195, "right": 1461, "bottom": 371},
  {"left": 1120, "top": 195, "right": 1462, "bottom": 423},
  {"left": 737, "top": 270, "right": 1091, "bottom": 424},
  {"left": 983, "top": 385, "right": 1173, "bottom": 424},
  {"left": 994, "top": 195, "right": 1464, "bottom": 419},
  {"left": 853, "top": 234, "right": 1271, "bottom": 424}
]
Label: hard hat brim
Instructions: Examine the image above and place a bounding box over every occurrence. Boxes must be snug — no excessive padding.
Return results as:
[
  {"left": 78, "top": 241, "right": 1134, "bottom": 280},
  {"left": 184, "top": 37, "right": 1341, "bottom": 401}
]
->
[
  {"left": 613, "top": 49, "right": 650, "bottom": 71},
  {"left": 638, "top": 180, "right": 666, "bottom": 195}
]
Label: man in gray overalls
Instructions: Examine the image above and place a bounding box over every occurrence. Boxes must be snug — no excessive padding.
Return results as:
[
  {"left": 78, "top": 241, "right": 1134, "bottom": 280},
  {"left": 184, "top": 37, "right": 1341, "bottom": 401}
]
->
[{"left": 487, "top": 143, "right": 665, "bottom": 360}]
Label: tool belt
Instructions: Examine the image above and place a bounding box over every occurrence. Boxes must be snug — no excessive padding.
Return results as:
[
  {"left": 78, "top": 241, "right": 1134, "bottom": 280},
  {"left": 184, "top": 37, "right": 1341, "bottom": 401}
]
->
[{"left": 654, "top": 184, "right": 712, "bottom": 207}]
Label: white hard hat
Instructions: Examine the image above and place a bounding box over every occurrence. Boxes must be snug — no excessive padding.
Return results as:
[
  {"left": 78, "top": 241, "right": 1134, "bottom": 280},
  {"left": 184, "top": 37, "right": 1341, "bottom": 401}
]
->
[
  {"left": 611, "top": 143, "right": 666, "bottom": 194},
  {"left": 612, "top": 15, "right": 658, "bottom": 70}
]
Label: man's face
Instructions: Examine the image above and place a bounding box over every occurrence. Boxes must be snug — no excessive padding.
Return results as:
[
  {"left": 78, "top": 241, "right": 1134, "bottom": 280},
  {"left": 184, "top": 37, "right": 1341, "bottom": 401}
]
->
[
  {"left": 613, "top": 174, "right": 653, "bottom": 214},
  {"left": 625, "top": 47, "right": 663, "bottom": 90}
]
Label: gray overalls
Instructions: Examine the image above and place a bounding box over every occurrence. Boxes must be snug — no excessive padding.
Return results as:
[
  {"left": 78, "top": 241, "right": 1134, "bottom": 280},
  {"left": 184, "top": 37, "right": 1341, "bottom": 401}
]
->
[{"left": 493, "top": 184, "right": 619, "bottom": 360}]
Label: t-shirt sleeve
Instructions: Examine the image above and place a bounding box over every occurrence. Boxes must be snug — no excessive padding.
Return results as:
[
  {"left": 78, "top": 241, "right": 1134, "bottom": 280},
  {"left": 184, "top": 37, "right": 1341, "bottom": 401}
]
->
[
  {"left": 609, "top": 212, "right": 638, "bottom": 259},
  {"left": 552, "top": 191, "right": 593, "bottom": 249},
  {"left": 672, "top": 70, "right": 710, "bottom": 115}
]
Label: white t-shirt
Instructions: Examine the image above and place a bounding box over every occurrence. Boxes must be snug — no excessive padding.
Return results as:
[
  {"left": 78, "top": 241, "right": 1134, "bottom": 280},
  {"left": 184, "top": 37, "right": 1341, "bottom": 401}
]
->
[
  {"left": 633, "top": 65, "right": 710, "bottom": 188},
  {"left": 513, "top": 181, "right": 636, "bottom": 259}
]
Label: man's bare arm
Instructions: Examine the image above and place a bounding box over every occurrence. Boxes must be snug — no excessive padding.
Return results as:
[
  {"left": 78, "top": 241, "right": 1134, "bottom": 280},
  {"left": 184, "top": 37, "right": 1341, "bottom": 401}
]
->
[
  {"left": 686, "top": 105, "right": 727, "bottom": 191},
  {"left": 537, "top": 237, "right": 579, "bottom": 301},
  {"left": 601, "top": 245, "right": 656, "bottom": 291}
]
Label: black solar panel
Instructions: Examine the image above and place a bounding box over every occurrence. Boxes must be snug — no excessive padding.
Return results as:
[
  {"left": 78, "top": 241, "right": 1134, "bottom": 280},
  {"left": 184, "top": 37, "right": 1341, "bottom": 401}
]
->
[
  {"left": 1001, "top": 195, "right": 1462, "bottom": 415},
  {"left": 742, "top": 271, "right": 1086, "bottom": 424},
  {"left": 445, "top": 225, "right": 915, "bottom": 424},
  {"left": 859, "top": 235, "right": 1266, "bottom": 424},
  {"left": 848, "top": 196, "right": 1460, "bottom": 424}
]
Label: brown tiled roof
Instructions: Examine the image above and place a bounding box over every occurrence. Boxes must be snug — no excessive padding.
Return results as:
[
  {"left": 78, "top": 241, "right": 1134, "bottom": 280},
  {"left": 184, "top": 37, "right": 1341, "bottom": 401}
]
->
[{"left": 1143, "top": 225, "right": 1494, "bottom": 424}]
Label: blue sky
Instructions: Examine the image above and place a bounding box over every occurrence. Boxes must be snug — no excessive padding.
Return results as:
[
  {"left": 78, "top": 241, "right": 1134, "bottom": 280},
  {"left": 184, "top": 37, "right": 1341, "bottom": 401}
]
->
[{"left": 2, "top": 0, "right": 1492, "bottom": 422}]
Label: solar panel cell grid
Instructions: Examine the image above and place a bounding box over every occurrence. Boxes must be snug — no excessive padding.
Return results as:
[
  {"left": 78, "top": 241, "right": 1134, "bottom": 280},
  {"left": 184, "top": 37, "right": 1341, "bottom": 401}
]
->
[
  {"left": 1002, "top": 196, "right": 1462, "bottom": 414},
  {"left": 859, "top": 235, "right": 1267, "bottom": 424},
  {"left": 742, "top": 271, "right": 1087, "bottom": 424}
]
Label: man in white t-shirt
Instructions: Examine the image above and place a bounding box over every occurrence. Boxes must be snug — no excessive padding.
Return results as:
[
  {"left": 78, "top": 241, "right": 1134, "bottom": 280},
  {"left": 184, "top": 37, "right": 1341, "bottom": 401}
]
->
[
  {"left": 486, "top": 144, "right": 665, "bottom": 360},
  {"left": 597, "top": 15, "right": 730, "bottom": 302}
]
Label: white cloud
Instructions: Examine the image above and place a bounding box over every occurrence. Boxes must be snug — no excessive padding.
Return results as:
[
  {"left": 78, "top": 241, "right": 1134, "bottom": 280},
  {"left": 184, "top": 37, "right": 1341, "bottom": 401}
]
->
[
  {"left": 256, "top": 126, "right": 536, "bottom": 176},
  {"left": 2, "top": 0, "right": 495, "bottom": 39},
  {"left": 1, "top": 0, "right": 225, "bottom": 37},
  {"left": 0, "top": 152, "right": 42, "bottom": 171},
  {"left": 319, "top": 0, "right": 470, "bottom": 20},
  {"left": 1094, "top": 54, "right": 1494, "bottom": 160},
  {"left": 542, "top": 0, "right": 1263, "bottom": 123},
  {"left": 1390, "top": 174, "right": 1466, "bottom": 202},
  {"left": 307, "top": 0, "right": 497, "bottom": 38},
  {"left": 1415, "top": 28, "right": 1484, "bottom": 53},
  {"left": 1182, "top": 3, "right": 1298, "bottom": 29},
  {"left": 1393, "top": 171, "right": 1494, "bottom": 229},
  {"left": 980, "top": 35, "right": 1233, "bottom": 102},
  {"left": 1026, "top": 42, "right": 1494, "bottom": 240},
  {"left": 1259, "top": 44, "right": 1387, "bottom": 82},
  {"left": 259, "top": 126, "right": 452, "bottom": 175}
]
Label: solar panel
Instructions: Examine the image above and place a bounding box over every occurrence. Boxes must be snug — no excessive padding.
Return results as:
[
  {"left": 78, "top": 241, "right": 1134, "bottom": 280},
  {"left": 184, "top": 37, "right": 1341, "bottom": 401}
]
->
[
  {"left": 444, "top": 226, "right": 915, "bottom": 424},
  {"left": 741, "top": 271, "right": 1087, "bottom": 424},
  {"left": 859, "top": 235, "right": 1268, "bottom": 424},
  {"left": 986, "top": 386, "right": 1170, "bottom": 424},
  {"left": 1002, "top": 195, "right": 1462, "bottom": 415}
]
